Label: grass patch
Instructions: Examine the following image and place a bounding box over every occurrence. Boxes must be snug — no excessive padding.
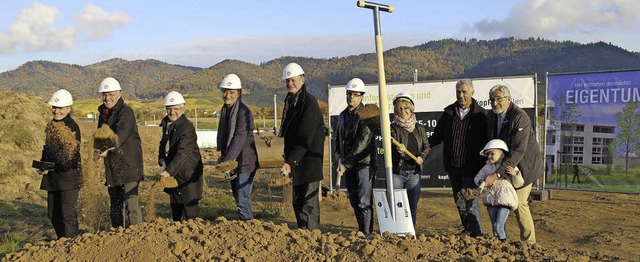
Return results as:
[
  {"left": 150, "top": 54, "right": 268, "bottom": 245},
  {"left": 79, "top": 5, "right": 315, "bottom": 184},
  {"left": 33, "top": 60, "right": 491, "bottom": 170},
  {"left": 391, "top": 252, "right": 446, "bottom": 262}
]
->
[{"left": 0, "top": 200, "right": 50, "bottom": 257}]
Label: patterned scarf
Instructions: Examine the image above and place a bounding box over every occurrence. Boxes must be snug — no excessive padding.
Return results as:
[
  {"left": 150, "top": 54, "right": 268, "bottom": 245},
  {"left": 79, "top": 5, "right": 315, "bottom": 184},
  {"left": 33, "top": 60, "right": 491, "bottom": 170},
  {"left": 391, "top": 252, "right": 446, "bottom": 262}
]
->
[{"left": 394, "top": 114, "right": 417, "bottom": 133}]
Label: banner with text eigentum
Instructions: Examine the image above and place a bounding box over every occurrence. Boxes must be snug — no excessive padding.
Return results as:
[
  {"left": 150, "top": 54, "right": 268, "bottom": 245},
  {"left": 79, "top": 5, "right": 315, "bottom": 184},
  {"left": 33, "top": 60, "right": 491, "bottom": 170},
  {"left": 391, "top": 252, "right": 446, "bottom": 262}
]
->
[
  {"left": 328, "top": 76, "right": 537, "bottom": 189},
  {"left": 547, "top": 70, "right": 640, "bottom": 193}
]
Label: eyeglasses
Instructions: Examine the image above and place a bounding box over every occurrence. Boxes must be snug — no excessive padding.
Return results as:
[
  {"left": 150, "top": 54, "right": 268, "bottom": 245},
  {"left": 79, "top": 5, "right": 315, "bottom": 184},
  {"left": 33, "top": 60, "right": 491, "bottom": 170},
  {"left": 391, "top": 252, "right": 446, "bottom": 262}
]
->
[
  {"left": 346, "top": 92, "right": 363, "bottom": 97},
  {"left": 490, "top": 96, "right": 509, "bottom": 103},
  {"left": 166, "top": 107, "right": 184, "bottom": 113}
]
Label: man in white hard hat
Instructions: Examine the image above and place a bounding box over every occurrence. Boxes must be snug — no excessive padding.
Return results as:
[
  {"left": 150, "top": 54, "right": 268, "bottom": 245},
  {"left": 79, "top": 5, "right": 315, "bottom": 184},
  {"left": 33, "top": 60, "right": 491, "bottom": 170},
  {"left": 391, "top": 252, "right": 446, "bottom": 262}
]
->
[
  {"left": 97, "top": 77, "right": 144, "bottom": 228},
  {"left": 158, "top": 91, "right": 204, "bottom": 221},
  {"left": 279, "top": 62, "right": 326, "bottom": 230},
  {"left": 428, "top": 79, "right": 488, "bottom": 237},
  {"left": 485, "top": 83, "right": 543, "bottom": 244},
  {"left": 39, "top": 89, "right": 82, "bottom": 238},
  {"left": 216, "top": 74, "right": 259, "bottom": 220},
  {"left": 334, "top": 78, "right": 376, "bottom": 234}
]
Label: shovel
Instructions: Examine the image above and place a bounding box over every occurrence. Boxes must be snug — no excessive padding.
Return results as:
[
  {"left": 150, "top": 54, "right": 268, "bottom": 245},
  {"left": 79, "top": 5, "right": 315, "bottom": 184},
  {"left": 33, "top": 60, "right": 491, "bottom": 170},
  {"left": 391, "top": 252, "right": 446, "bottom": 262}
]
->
[
  {"left": 357, "top": 104, "right": 421, "bottom": 163},
  {"left": 160, "top": 176, "right": 179, "bottom": 188},
  {"left": 214, "top": 160, "right": 238, "bottom": 182}
]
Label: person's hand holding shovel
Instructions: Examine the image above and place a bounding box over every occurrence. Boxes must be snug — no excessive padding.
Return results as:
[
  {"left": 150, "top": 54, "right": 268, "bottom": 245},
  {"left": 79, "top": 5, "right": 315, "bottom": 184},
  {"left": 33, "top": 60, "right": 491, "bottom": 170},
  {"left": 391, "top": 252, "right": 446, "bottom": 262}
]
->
[
  {"left": 336, "top": 162, "right": 346, "bottom": 190},
  {"left": 280, "top": 163, "right": 293, "bottom": 184},
  {"left": 396, "top": 142, "right": 423, "bottom": 165}
]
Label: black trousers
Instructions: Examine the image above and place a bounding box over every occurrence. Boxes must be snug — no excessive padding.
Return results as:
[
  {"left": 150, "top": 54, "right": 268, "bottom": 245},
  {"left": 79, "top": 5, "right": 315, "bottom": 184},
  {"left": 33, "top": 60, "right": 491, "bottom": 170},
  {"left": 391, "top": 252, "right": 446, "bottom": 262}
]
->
[
  {"left": 170, "top": 198, "right": 200, "bottom": 221},
  {"left": 47, "top": 189, "right": 79, "bottom": 239},
  {"left": 108, "top": 181, "right": 142, "bottom": 228},
  {"left": 292, "top": 181, "right": 320, "bottom": 230}
]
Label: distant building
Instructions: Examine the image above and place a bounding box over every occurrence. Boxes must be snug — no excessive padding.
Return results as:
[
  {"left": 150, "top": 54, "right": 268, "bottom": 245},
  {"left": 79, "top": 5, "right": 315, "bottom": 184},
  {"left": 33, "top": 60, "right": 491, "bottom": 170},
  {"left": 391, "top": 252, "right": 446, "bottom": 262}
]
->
[{"left": 546, "top": 121, "right": 615, "bottom": 167}]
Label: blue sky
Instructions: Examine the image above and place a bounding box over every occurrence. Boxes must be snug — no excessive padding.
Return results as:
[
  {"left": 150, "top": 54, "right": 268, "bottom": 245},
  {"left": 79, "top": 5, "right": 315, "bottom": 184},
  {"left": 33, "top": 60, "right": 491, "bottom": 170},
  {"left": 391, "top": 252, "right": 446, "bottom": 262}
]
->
[{"left": 1, "top": 0, "right": 639, "bottom": 73}]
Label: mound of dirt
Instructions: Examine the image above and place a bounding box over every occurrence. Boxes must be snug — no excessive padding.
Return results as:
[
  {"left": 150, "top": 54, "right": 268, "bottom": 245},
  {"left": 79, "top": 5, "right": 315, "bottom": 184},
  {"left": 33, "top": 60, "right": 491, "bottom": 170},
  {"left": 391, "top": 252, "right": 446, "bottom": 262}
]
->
[
  {"left": 0, "top": 90, "right": 50, "bottom": 199},
  {"left": 2, "top": 217, "right": 609, "bottom": 261}
]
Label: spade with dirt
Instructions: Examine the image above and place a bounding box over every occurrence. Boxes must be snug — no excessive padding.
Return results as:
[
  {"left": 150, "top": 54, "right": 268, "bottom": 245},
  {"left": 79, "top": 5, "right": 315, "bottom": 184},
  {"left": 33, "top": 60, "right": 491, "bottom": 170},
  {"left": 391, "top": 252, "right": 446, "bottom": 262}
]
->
[
  {"left": 214, "top": 160, "right": 238, "bottom": 182},
  {"left": 357, "top": 104, "right": 421, "bottom": 162},
  {"left": 93, "top": 124, "right": 118, "bottom": 151}
]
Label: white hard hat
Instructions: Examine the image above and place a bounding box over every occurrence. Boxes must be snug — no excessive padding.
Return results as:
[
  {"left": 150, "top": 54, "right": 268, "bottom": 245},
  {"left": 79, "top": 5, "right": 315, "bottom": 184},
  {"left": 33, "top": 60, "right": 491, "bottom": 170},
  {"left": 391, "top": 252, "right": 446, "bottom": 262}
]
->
[
  {"left": 282, "top": 62, "right": 304, "bottom": 80},
  {"left": 345, "top": 78, "right": 366, "bottom": 93},
  {"left": 164, "top": 91, "right": 186, "bottom": 106},
  {"left": 219, "top": 74, "right": 242, "bottom": 90},
  {"left": 48, "top": 89, "right": 73, "bottom": 107},
  {"left": 98, "top": 77, "right": 122, "bottom": 93},
  {"left": 393, "top": 93, "right": 414, "bottom": 106},
  {"left": 480, "top": 139, "right": 509, "bottom": 156}
]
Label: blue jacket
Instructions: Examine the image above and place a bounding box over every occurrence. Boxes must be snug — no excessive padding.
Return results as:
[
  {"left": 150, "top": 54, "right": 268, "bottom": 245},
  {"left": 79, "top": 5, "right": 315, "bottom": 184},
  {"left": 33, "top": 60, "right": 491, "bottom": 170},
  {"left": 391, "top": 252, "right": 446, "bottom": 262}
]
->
[{"left": 217, "top": 101, "right": 259, "bottom": 174}]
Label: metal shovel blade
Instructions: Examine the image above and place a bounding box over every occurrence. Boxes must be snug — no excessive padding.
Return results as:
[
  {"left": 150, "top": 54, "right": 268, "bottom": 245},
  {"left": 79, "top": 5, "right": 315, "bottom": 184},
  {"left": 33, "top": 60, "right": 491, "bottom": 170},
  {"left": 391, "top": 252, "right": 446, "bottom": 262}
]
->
[{"left": 373, "top": 188, "right": 415, "bottom": 237}]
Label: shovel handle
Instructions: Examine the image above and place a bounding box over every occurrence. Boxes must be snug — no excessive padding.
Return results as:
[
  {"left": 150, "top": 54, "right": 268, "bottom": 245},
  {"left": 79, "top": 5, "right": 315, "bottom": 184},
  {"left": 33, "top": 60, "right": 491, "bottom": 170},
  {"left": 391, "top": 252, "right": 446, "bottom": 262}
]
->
[
  {"left": 357, "top": 1, "right": 394, "bottom": 13},
  {"left": 391, "top": 138, "right": 420, "bottom": 163}
]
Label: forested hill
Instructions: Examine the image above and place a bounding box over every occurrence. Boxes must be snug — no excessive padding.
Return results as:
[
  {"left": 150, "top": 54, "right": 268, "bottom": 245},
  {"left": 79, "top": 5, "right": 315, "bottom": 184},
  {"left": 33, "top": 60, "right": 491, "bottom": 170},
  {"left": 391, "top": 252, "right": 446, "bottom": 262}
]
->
[{"left": 1, "top": 37, "right": 639, "bottom": 102}]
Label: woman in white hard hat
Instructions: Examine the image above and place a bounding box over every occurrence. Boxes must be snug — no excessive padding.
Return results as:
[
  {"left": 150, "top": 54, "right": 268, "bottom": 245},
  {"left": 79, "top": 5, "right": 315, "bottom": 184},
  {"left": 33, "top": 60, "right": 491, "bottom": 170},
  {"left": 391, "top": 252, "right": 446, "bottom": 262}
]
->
[
  {"left": 390, "top": 93, "right": 431, "bottom": 226},
  {"left": 158, "top": 91, "right": 204, "bottom": 221},
  {"left": 279, "top": 62, "right": 325, "bottom": 230},
  {"left": 39, "top": 89, "right": 82, "bottom": 238},
  {"left": 216, "top": 74, "right": 259, "bottom": 220},
  {"left": 474, "top": 139, "right": 524, "bottom": 242}
]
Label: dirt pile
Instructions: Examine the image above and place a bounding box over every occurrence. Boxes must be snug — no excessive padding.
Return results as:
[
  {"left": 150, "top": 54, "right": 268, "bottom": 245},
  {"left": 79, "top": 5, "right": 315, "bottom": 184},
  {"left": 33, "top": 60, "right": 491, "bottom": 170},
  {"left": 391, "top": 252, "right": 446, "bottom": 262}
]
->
[
  {"left": 2, "top": 217, "right": 610, "bottom": 261},
  {"left": 0, "top": 90, "right": 50, "bottom": 198}
]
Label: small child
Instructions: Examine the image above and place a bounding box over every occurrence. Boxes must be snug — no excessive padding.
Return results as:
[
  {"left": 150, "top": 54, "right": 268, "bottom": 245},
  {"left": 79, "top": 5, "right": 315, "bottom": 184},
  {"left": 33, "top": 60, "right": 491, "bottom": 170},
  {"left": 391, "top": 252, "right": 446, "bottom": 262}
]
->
[{"left": 474, "top": 139, "right": 524, "bottom": 242}]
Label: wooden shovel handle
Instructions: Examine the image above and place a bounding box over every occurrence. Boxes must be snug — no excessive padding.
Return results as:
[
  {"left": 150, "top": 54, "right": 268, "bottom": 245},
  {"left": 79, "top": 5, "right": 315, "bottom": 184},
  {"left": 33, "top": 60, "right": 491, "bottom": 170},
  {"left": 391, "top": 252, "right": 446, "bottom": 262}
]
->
[{"left": 391, "top": 138, "right": 420, "bottom": 163}]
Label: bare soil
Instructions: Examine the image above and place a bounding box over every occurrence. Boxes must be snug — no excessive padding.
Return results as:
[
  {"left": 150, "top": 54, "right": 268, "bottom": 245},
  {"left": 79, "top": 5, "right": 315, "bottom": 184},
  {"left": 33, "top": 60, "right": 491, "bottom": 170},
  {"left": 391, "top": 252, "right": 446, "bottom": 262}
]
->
[{"left": 0, "top": 92, "right": 638, "bottom": 261}]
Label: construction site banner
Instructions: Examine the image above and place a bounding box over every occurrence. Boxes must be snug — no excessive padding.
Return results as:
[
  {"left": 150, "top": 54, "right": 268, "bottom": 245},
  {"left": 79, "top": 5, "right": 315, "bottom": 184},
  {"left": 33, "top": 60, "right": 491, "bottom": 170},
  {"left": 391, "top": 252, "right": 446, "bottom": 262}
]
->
[
  {"left": 328, "top": 76, "right": 537, "bottom": 189},
  {"left": 546, "top": 70, "right": 640, "bottom": 193}
]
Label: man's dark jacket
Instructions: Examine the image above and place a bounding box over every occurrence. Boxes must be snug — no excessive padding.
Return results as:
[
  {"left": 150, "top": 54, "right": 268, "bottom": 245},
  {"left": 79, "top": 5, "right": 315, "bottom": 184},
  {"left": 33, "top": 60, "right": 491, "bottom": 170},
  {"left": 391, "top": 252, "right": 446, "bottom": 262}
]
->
[
  {"left": 428, "top": 99, "right": 488, "bottom": 176},
  {"left": 159, "top": 114, "right": 203, "bottom": 203},
  {"left": 97, "top": 98, "right": 144, "bottom": 187},
  {"left": 40, "top": 114, "right": 83, "bottom": 191},
  {"left": 487, "top": 102, "right": 543, "bottom": 188},
  {"left": 334, "top": 103, "right": 375, "bottom": 171},
  {"left": 280, "top": 85, "right": 325, "bottom": 185}
]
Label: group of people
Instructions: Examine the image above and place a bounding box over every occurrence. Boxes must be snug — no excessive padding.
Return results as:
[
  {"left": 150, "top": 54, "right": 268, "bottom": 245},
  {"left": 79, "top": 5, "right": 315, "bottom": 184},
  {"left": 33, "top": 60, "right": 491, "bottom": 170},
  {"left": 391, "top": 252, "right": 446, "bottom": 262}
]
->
[
  {"left": 38, "top": 62, "right": 542, "bottom": 245},
  {"left": 37, "top": 62, "right": 326, "bottom": 239},
  {"left": 335, "top": 78, "right": 542, "bottom": 243}
]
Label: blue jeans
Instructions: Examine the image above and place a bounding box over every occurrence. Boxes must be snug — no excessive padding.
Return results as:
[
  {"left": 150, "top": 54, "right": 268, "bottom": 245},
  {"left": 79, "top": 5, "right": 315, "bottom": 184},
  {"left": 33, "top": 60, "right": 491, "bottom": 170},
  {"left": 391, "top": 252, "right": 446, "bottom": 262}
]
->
[
  {"left": 344, "top": 167, "right": 374, "bottom": 234},
  {"left": 448, "top": 168, "right": 483, "bottom": 237},
  {"left": 231, "top": 171, "right": 256, "bottom": 220},
  {"left": 393, "top": 170, "right": 421, "bottom": 226},
  {"left": 488, "top": 206, "right": 510, "bottom": 241}
]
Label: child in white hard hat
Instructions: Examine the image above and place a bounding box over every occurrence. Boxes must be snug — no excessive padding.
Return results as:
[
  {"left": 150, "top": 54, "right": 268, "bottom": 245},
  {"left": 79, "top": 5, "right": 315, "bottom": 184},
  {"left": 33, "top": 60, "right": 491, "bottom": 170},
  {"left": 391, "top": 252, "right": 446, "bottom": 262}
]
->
[{"left": 474, "top": 139, "right": 524, "bottom": 242}]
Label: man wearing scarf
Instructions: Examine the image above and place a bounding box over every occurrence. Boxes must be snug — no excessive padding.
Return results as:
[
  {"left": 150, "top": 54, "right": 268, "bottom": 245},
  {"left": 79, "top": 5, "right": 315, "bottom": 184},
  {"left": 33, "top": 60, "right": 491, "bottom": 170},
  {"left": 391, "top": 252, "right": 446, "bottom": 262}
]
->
[
  {"left": 390, "top": 93, "right": 431, "bottom": 226},
  {"left": 97, "top": 77, "right": 144, "bottom": 228},
  {"left": 216, "top": 74, "right": 259, "bottom": 220},
  {"left": 428, "top": 79, "right": 488, "bottom": 237},
  {"left": 279, "top": 63, "right": 326, "bottom": 230}
]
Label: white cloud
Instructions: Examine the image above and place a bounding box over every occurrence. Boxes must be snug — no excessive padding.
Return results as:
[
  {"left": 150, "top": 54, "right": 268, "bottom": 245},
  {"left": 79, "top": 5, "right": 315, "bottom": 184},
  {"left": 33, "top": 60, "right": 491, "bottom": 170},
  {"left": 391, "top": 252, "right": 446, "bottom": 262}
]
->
[
  {"left": 0, "top": 2, "right": 129, "bottom": 54},
  {"left": 0, "top": 2, "right": 76, "bottom": 53},
  {"left": 75, "top": 4, "right": 130, "bottom": 40},
  {"left": 469, "top": 0, "right": 640, "bottom": 38}
]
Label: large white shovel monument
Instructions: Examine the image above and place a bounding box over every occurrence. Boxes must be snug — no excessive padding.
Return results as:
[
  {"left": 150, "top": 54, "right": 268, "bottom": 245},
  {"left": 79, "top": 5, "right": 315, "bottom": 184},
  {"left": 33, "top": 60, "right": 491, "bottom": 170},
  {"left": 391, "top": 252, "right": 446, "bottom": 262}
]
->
[{"left": 357, "top": 0, "right": 415, "bottom": 236}]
